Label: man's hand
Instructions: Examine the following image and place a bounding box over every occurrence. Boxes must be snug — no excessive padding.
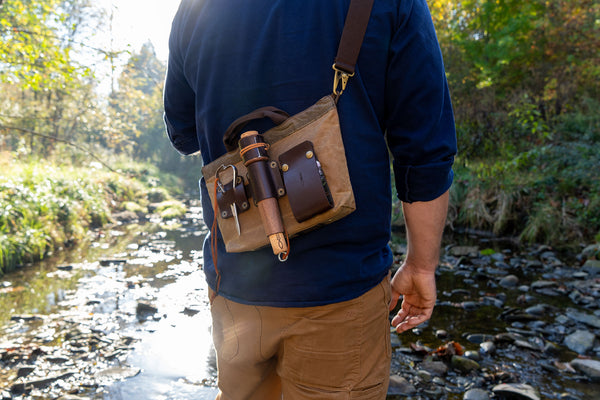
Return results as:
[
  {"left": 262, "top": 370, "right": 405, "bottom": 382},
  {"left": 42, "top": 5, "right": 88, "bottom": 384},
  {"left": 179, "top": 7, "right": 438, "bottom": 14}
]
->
[
  {"left": 389, "top": 263, "right": 437, "bottom": 333},
  {"left": 389, "top": 190, "right": 449, "bottom": 333}
]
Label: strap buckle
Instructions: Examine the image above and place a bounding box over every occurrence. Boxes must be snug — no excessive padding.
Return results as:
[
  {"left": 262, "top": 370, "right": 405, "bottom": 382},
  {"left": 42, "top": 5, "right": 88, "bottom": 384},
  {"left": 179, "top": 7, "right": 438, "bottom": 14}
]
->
[{"left": 332, "top": 64, "right": 355, "bottom": 97}]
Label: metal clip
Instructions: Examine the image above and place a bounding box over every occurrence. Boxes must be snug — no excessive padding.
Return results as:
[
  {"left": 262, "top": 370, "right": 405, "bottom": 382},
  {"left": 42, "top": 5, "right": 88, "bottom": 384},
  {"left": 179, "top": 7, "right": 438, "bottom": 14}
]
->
[
  {"left": 332, "top": 65, "right": 355, "bottom": 97},
  {"left": 215, "top": 164, "right": 237, "bottom": 193}
]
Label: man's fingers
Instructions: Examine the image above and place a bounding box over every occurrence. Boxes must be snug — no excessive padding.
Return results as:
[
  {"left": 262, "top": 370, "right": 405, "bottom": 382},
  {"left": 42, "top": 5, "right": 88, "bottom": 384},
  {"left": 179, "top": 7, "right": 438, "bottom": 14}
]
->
[{"left": 393, "top": 313, "right": 430, "bottom": 333}]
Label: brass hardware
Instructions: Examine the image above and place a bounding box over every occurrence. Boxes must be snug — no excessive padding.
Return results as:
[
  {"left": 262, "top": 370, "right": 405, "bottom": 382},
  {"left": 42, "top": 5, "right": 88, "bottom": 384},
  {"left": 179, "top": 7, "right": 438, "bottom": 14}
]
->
[
  {"left": 282, "top": 164, "right": 289, "bottom": 172},
  {"left": 332, "top": 65, "right": 355, "bottom": 97},
  {"left": 305, "top": 151, "right": 314, "bottom": 159}
]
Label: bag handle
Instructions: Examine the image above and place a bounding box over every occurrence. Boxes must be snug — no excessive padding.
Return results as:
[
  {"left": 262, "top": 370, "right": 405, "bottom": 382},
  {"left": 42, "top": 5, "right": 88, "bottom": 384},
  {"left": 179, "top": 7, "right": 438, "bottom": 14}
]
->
[
  {"left": 222, "top": 0, "right": 374, "bottom": 150},
  {"left": 223, "top": 106, "right": 290, "bottom": 151}
]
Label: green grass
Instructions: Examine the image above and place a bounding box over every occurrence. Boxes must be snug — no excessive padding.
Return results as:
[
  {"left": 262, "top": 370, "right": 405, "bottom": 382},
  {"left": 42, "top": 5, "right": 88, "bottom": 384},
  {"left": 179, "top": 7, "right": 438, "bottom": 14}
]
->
[
  {"left": 448, "top": 141, "right": 600, "bottom": 246},
  {"left": 0, "top": 158, "right": 185, "bottom": 276}
]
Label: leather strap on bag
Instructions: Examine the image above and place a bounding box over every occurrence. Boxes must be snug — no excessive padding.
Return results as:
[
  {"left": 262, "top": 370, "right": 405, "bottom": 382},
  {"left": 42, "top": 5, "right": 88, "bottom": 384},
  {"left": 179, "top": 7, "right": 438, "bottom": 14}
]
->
[
  {"left": 334, "top": 0, "right": 374, "bottom": 75},
  {"left": 332, "top": 0, "right": 374, "bottom": 99},
  {"left": 222, "top": 0, "right": 374, "bottom": 150}
]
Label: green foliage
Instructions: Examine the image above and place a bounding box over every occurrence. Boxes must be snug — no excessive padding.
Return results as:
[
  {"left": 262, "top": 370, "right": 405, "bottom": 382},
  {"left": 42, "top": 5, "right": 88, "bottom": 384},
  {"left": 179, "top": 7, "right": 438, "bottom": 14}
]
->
[
  {"left": 0, "top": 158, "right": 183, "bottom": 276},
  {"left": 450, "top": 139, "right": 600, "bottom": 245}
]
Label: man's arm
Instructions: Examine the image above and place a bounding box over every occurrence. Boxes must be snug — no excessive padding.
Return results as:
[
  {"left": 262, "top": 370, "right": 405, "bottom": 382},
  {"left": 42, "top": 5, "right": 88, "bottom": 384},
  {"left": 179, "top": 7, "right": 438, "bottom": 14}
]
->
[{"left": 389, "top": 189, "right": 449, "bottom": 333}]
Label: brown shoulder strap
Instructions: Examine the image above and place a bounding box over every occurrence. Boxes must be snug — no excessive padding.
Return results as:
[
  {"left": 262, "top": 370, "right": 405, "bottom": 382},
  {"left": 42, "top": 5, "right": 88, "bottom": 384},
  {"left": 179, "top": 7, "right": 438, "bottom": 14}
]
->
[
  {"left": 332, "top": 0, "right": 375, "bottom": 98},
  {"left": 334, "top": 0, "right": 375, "bottom": 74}
]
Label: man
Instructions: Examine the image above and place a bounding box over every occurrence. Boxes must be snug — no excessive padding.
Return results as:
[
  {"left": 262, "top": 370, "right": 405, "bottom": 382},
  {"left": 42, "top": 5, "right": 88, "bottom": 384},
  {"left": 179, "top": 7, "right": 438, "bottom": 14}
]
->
[{"left": 164, "top": 0, "right": 456, "bottom": 398}]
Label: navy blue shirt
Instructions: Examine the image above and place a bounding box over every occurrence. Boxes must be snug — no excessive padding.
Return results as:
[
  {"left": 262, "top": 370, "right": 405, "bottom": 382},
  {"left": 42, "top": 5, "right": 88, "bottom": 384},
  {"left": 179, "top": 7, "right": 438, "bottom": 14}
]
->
[{"left": 164, "top": 0, "right": 457, "bottom": 307}]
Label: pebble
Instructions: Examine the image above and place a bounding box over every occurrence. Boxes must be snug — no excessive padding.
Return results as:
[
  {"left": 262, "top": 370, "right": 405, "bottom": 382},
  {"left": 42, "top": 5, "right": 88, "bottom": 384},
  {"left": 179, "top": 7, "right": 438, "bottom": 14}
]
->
[
  {"left": 569, "top": 358, "right": 600, "bottom": 381},
  {"left": 499, "top": 274, "right": 519, "bottom": 288},
  {"left": 451, "top": 355, "right": 480, "bottom": 374},
  {"left": 387, "top": 375, "right": 416, "bottom": 396},
  {"left": 492, "top": 383, "right": 540, "bottom": 400},
  {"left": 420, "top": 361, "right": 448, "bottom": 377},
  {"left": 464, "top": 388, "right": 490, "bottom": 400},
  {"left": 480, "top": 341, "right": 496, "bottom": 354},
  {"left": 564, "top": 330, "right": 596, "bottom": 354},
  {"left": 566, "top": 309, "right": 600, "bottom": 329}
]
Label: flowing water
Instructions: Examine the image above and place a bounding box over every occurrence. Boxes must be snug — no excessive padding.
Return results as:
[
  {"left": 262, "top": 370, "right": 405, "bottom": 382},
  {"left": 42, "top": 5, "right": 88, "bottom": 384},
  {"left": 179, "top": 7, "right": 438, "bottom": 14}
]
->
[{"left": 1, "top": 201, "right": 598, "bottom": 399}]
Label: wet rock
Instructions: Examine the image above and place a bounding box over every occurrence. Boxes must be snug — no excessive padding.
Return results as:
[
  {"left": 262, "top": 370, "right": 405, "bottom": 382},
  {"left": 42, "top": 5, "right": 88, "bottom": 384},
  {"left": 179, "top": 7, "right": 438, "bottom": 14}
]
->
[
  {"left": 566, "top": 309, "right": 600, "bottom": 329},
  {"left": 387, "top": 375, "right": 416, "bottom": 396},
  {"left": 582, "top": 259, "right": 600, "bottom": 277},
  {"left": 417, "top": 369, "right": 432, "bottom": 382},
  {"left": 450, "top": 246, "right": 479, "bottom": 257},
  {"left": 111, "top": 210, "right": 138, "bottom": 222},
  {"left": 531, "top": 280, "right": 558, "bottom": 290},
  {"left": 436, "top": 329, "right": 448, "bottom": 339},
  {"left": 559, "top": 394, "right": 581, "bottom": 400},
  {"left": 16, "top": 364, "right": 35, "bottom": 378},
  {"left": 581, "top": 244, "right": 600, "bottom": 260},
  {"left": 464, "top": 388, "right": 490, "bottom": 400},
  {"left": 564, "top": 330, "right": 596, "bottom": 354},
  {"left": 420, "top": 361, "right": 448, "bottom": 377},
  {"left": 524, "top": 304, "right": 548, "bottom": 316},
  {"left": 99, "top": 258, "right": 127, "bottom": 267},
  {"left": 499, "top": 275, "right": 519, "bottom": 288},
  {"left": 45, "top": 355, "right": 71, "bottom": 364},
  {"left": 451, "top": 355, "right": 480, "bottom": 374},
  {"left": 465, "top": 350, "right": 481, "bottom": 361},
  {"left": 136, "top": 301, "right": 158, "bottom": 320},
  {"left": 569, "top": 358, "right": 600, "bottom": 382},
  {"left": 543, "top": 341, "right": 561, "bottom": 356},
  {"left": 11, "top": 371, "right": 75, "bottom": 394},
  {"left": 466, "top": 334, "right": 495, "bottom": 344},
  {"left": 95, "top": 366, "right": 141, "bottom": 381},
  {"left": 480, "top": 341, "right": 496, "bottom": 354},
  {"left": 492, "top": 383, "right": 540, "bottom": 400},
  {"left": 10, "top": 314, "right": 43, "bottom": 322}
]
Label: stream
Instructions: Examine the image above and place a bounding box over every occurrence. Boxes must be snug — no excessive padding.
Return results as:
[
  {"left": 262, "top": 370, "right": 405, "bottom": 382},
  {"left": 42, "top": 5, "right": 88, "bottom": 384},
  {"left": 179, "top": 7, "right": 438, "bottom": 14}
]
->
[{"left": 0, "top": 199, "right": 599, "bottom": 400}]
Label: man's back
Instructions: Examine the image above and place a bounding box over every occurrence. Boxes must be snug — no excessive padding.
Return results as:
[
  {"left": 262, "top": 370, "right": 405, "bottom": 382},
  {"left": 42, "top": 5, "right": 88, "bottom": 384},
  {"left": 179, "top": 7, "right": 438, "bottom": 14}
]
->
[{"left": 164, "top": 0, "right": 456, "bottom": 306}]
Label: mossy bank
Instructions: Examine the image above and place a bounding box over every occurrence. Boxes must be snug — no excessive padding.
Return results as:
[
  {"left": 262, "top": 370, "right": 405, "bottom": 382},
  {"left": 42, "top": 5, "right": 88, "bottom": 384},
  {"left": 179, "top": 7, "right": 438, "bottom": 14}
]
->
[{"left": 0, "top": 159, "right": 187, "bottom": 276}]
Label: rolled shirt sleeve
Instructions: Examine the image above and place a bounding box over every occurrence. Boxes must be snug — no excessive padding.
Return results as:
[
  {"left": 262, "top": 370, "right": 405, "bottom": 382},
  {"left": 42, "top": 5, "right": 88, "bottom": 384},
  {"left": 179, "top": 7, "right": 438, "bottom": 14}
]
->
[{"left": 385, "top": 0, "right": 457, "bottom": 203}]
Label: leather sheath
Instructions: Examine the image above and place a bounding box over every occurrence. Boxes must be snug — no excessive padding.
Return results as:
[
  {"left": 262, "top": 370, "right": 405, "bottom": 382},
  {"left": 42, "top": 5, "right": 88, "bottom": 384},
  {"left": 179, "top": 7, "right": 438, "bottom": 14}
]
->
[{"left": 279, "top": 141, "right": 334, "bottom": 222}]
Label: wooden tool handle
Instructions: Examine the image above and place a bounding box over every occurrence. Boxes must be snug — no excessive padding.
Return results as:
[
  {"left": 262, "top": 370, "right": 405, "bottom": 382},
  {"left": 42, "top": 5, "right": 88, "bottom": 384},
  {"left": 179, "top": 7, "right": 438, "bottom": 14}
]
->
[{"left": 257, "top": 198, "right": 288, "bottom": 255}]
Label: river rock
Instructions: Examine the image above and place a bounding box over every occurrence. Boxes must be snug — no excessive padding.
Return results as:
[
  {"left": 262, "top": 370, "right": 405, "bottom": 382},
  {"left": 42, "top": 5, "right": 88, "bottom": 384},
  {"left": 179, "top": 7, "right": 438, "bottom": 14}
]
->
[
  {"left": 492, "top": 383, "right": 540, "bottom": 400},
  {"left": 480, "top": 341, "right": 496, "bottom": 354},
  {"left": 566, "top": 309, "right": 600, "bottom": 329},
  {"left": 136, "top": 301, "right": 158, "bottom": 319},
  {"left": 531, "top": 280, "right": 558, "bottom": 290},
  {"left": 464, "top": 388, "right": 490, "bottom": 400},
  {"left": 387, "top": 375, "right": 416, "bottom": 396},
  {"left": 499, "top": 275, "right": 519, "bottom": 288},
  {"left": 450, "top": 246, "right": 479, "bottom": 257},
  {"left": 582, "top": 259, "right": 600, "bottom": 277},
  {"left": 564, "top": 330, "right": 596, "bottom": 354},
  {"left": 451, "top": 355, "right": 480, "bottom": 374},
  {"left": 420, "top": 361, "right": 448, "bottom": 376},
  {"left": 16, "top": 365, "right": 35, "bottom": 378},
  {"left": 11, "top": 371, "right": 75, "bottom": 394},
  {"left": 95, "top": 366, "right": 141, "bottom": 380},
  {"left": 569, "top": 358, "right": 600, "bottom": 382}
]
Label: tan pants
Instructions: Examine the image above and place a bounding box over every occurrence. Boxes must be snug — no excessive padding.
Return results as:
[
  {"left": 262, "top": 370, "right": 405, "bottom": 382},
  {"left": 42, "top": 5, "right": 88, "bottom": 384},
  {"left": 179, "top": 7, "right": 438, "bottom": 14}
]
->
[{"left": 210, "top": 276, "right": 391, "bottom": 400}]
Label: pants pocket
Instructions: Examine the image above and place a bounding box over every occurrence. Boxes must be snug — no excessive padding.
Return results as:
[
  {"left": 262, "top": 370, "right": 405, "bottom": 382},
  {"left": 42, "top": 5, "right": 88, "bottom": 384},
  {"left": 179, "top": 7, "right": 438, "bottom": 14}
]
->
[{"left": 210, "top": 296, "right": 239, "bottom": 362}]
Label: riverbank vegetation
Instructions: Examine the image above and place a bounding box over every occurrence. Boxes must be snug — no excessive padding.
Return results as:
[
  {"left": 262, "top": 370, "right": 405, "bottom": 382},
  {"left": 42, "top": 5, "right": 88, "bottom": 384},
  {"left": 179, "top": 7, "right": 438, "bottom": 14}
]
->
[
  {"left": 0, "top": 158, "right": 187, "bottom": 275},
  {"left": 1, "top": 0, "right": 598, "bottom": 276}
]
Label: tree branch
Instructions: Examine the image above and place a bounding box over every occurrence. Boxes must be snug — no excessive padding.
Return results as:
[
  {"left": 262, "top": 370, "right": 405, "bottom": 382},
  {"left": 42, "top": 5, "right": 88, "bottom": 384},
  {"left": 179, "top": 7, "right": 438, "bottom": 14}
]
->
[{"left": 0, "top": 124, "right": 118, "bottom": 173}]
